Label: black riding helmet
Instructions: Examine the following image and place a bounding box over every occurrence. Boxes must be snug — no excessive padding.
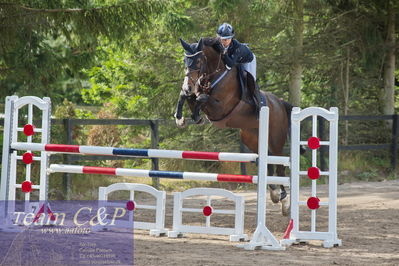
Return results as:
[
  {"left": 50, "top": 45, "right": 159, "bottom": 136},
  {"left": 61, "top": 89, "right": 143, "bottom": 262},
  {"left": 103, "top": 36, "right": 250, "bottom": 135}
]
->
[{"left": 217, "top": 23, "right": 234, "bottom": 39}]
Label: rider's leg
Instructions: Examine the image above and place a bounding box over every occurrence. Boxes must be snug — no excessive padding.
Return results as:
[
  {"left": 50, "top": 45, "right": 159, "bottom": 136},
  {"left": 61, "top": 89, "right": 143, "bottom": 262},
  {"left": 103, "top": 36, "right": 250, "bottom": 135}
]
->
[{"left": 243, "top": 56, "right": 262, "bottom": 115}]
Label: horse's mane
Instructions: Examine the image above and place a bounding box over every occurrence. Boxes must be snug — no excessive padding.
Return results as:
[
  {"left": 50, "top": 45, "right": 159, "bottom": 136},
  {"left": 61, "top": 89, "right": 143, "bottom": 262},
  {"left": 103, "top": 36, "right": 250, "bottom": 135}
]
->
[{"left": 202, "top": 37, "right": 222, "bottom": 54}]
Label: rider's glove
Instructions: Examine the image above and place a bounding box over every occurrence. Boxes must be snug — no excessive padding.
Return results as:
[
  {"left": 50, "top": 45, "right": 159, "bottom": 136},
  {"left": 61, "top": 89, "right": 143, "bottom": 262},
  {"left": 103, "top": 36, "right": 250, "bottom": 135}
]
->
[{"left": 223, "top": 55, "right": 235, "bottom": 70}]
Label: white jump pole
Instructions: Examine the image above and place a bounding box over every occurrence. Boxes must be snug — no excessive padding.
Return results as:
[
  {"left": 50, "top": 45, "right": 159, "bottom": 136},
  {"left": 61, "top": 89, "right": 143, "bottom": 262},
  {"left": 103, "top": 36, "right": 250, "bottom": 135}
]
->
[
  {"left": 10, "top": 142, "right": 290, "bottom": 166},
  {"left": 238, "top": 106, "right": 285, "bottom": 250}
]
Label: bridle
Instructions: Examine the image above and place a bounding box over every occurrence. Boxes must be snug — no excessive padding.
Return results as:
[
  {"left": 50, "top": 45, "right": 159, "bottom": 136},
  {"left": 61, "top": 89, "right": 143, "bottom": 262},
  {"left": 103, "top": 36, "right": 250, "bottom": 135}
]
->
[{"left": 184, "top": 50, "right": 226, "bottom": 95}]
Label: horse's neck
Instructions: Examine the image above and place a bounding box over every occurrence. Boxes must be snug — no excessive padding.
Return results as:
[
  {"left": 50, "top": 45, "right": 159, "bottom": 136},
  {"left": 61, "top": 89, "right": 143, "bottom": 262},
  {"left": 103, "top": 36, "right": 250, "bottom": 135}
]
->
[
  {"left": 213, "top": 67, "right": 239, "bottom": 97},
  {"left": 202, "top": 45, "right": 240, "bottom": 103},
  {"left": 203, "top": 46, "right": 222, "bottom": 74}
]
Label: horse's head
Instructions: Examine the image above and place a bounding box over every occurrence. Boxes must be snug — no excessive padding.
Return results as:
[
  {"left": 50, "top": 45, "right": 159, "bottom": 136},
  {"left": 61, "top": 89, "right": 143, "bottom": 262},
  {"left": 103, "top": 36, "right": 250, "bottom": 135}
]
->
[
  {"left": 176, "top": 37, "right": 245, "bottom": 125},
  {"left": 180, "top": 38, "right": 223, "bottom": 97},
  {"left": 180, "top": 38, "right": 205, "bottom": 96}
]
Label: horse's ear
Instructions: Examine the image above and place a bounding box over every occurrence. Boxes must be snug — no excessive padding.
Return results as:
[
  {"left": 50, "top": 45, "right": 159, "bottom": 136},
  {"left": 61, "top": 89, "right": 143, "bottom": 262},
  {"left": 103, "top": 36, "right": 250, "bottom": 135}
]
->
[
  {"left": 196, "top": 38, "right": 203, "bottom": 51},
  {"left": 180, "top": 38, "right": 193, "bottom": 53}
]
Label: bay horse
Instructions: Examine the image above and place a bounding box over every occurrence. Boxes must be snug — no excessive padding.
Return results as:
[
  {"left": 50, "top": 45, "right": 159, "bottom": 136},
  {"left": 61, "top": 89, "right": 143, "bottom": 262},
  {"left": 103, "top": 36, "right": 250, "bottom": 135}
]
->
[{"left": 174, "top": 37, "right": 293, "bottom": 216}]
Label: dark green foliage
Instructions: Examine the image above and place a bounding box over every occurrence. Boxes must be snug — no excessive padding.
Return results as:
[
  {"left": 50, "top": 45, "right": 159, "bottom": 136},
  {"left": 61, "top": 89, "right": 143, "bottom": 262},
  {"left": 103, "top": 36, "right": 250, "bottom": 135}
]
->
[{"left": 0, "top": 0, "right": 165, "bottom": 103}]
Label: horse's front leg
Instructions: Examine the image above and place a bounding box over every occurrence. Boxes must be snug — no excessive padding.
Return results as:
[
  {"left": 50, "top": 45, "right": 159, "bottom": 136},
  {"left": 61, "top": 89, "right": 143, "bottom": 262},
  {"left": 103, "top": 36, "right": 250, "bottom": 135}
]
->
[
  {"left": 190, "top": 92, "right": 210, "bottom": 124},
  {"left": 191, "top": 101, "right": 204, "bottom": 124},
  {"left": 174, "top": 90, "right": 187, "bottom": 128}
]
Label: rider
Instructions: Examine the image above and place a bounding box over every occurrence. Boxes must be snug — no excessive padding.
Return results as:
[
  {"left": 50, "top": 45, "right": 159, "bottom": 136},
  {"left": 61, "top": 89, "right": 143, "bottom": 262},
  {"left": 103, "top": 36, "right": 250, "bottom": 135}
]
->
[{"left": 216, "top": 23, "right": 262, "bottom": 111}]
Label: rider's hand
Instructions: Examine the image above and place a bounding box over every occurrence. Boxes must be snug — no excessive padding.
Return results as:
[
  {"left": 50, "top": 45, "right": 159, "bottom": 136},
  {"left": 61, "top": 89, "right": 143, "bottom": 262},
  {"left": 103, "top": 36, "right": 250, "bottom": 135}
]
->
[{"left": 223, "top": 55, "right": 235, "bottom": 70}]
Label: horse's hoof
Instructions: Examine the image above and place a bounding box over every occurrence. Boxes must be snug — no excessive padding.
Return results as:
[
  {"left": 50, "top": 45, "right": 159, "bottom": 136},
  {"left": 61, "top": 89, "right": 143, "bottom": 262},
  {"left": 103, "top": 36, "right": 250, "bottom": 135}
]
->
[
  {"left": 280, "top": 189, "right": 287, "bottom": 201},
  {"left": 269, "top": 188, "right": 280, "bottom": 204},
  {"left": 281, "top": 197, "right": 290, "bottom": 217},
  {"left": 191, "top": 114, "right": 203, "bottom": 124},
  {"left": 175, "top": 117, "right": 186, "bottom": 128},
  {"left": 195, "top": 117, "right": 204, "bottom": 124},
  {"left": 173, "top": 112, "right": 181, "bottom": 120}
]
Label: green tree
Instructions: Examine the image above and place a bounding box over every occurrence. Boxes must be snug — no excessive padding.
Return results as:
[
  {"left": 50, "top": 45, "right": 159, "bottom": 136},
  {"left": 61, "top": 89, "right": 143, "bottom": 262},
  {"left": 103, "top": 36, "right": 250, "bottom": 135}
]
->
[
  {"left": 0, "top": 0, "right": 165, "bottom": 104},
  {"left": 82, "top": 1, "right": 195, "bottom": 119}
]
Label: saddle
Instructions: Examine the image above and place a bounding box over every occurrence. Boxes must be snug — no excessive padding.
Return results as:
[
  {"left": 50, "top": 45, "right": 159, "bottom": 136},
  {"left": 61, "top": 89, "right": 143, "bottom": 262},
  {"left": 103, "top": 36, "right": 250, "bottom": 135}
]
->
[{"left": 236, "top": 65, "right": 266, "bottom": 113}]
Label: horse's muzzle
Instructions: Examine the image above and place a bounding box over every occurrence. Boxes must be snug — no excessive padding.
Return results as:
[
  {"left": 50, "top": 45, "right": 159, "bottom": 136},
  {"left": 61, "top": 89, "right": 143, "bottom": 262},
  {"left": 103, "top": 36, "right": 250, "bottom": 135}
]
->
[{"left": 182, "top": 76, "right": 193, "bottom": 96}]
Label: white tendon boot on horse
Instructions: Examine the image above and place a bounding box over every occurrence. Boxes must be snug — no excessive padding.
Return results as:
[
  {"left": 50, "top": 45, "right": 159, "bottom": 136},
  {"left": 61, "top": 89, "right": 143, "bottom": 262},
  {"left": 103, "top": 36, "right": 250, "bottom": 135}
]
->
[
  {"left": 281, "top": 196, "right": 290, "bottom": 217},
  {"left": 174, "top": 115, "right": 187, "bottom": 128}
]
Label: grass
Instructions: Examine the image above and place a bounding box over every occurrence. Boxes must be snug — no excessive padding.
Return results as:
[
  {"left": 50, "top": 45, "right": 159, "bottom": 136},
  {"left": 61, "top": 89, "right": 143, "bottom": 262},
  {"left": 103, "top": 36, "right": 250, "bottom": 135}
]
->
[{"left": 338, "top": 150, "right": 394, "bottom": 183}]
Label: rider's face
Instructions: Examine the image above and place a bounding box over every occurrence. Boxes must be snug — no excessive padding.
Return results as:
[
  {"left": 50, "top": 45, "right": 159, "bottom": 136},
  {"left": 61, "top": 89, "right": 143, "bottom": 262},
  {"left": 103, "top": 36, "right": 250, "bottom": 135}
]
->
[{"left": 220, "top": 38, "right": 232, "bottom": 48}]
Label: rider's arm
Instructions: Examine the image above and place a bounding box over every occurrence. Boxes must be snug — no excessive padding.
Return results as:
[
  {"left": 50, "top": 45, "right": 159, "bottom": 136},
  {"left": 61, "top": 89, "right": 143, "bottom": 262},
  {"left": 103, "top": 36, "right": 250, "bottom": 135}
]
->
[
  {"left": 223, "top": 41, "right": 254, "bottom": 70},
  {"left": 235, "top": 43, "right": 254, "bottom": 64}
]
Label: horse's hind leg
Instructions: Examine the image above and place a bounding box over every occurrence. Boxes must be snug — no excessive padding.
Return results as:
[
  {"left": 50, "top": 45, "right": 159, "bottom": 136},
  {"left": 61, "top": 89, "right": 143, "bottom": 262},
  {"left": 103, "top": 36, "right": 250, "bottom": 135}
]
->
[
  {"left": 276, "top": 164, "right": 286, "bottom": 200},
  {"left": 280, "top": 186, "right": 290, "bottom": 216},
  {"left": 241, "top": 129, "right": 283, "bottom": 206},
  {"left": 268, "top": 164, "right": 281, "bottom": 204},
  {"left": 276, "top": 164, "right": 290, "bottom": 216}
]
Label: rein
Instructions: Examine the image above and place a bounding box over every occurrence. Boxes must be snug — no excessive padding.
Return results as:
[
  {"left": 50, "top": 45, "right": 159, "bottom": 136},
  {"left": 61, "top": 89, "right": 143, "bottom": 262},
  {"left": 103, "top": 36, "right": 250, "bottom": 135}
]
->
[
  {"left": 196, "top": 52, "right": 227, "bottom": 94},
  {"left": 185, "top": 50, "right": 227, "bottom": 93}
]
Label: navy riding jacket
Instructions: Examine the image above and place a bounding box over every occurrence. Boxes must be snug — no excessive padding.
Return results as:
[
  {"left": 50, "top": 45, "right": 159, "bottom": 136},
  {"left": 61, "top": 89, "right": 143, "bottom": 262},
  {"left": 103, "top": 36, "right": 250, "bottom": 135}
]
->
[{"left": 222, "top": 39, "right": 254, "bottom": 67}]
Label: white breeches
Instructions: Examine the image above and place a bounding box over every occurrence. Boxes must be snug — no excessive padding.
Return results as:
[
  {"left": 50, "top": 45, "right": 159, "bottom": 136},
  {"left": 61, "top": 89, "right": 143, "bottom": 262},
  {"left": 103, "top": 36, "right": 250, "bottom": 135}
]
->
[{"left": 243, "top": 54, "right": 256, "bottom": 81}]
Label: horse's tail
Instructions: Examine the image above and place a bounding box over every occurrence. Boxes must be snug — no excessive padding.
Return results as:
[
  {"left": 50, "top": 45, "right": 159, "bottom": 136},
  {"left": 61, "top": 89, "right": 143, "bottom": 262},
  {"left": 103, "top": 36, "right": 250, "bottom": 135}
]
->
[
  {"left": 282, "top": 100, "right": 293, "bottom": 126},
  {"left": 282, "top": 100, "right": 306, "bottom": 155}
]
